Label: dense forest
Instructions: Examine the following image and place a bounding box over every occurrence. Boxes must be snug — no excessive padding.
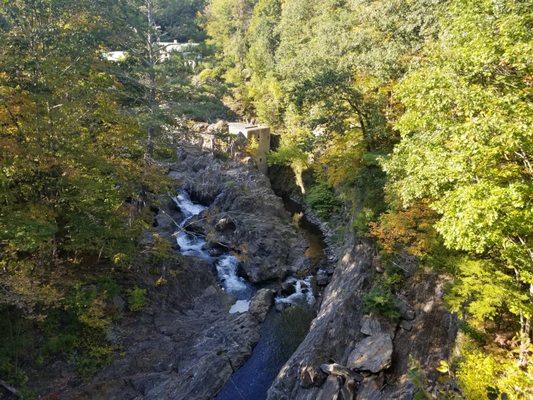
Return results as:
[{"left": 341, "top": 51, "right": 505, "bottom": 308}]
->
[
  {"left": 203, "top": 0, "right": 532, "bottom": 397},
  {"left": 0, "top": 0, "right": 531, "bottom": 399}
]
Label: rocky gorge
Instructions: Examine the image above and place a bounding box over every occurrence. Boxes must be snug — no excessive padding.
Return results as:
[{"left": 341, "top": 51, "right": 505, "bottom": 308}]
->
[
  {"left": 54, "top": 141, "right": 319, "bottom": 400},
  {"left": 53, "top": 133, "right": 457, "bottom": 400}
]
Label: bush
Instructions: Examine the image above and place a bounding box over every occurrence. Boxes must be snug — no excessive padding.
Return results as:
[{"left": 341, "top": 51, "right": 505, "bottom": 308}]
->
[
  {"left": 305, "top": 183, "right": 342, "bottom": 220},
  {"left": 127, "top": 287, "right": 147, "bottom": 312},
  {"left": 363, "top": 285, "right": 400, "bottom": 320},
  {"left": 352, "top": 207, "right": 375, "bottom": 235},
  {"left": 76, "top": 344, "right": 114, "bottom": 378}
]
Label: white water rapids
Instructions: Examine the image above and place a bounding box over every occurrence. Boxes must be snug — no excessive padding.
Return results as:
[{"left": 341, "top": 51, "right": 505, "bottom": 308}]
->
[{"left": 173, "top": 191, "right": 252, "bottom": 308}]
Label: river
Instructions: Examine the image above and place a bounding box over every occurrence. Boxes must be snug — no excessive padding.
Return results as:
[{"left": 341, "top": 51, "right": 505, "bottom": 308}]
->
[{"left": 173, "top": 189, "right": 328, "bottom": 400}]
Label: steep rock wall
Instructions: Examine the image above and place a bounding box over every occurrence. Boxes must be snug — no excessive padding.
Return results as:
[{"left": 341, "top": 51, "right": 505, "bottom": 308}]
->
[{"left": 267, "top": 236, "right": 458, "bottom": 400}]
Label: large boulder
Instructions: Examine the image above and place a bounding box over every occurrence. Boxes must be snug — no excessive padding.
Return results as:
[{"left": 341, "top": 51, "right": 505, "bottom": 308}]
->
[
  {"left": 249, "top": 289, "right": 275, "bottom": 322},
  {"left": 347, "top": 333, "right": 393, "bottom": 373},
  {"left": 360, "top": 315, "right": 382, "bottom": 336},
  {"left": 299, "top": 365, "right": 327, "bottom": 388},
  {"left": 215, "top": 216, "right": 236, "bottom": 233}
]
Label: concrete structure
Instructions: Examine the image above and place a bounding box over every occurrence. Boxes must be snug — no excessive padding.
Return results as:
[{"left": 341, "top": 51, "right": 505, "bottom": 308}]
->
[
  {"left": 102, "top": 41, "right": 200, "bottom": 63},
  {"left": 228, "top": 123, "right": 271, "bottom": 174}
]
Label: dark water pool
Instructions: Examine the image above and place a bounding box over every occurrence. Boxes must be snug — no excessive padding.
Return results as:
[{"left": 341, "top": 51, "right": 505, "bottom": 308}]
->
[{"left": 215, "top": 305, "right": 315, "bottom": 400}]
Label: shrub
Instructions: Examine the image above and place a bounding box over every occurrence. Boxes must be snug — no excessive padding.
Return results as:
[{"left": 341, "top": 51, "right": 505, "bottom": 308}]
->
[
  {"left": 352, "top": 207, "right": 375, "bottom": 235},
  {"left": 76, "top": 344, "right": 114, "bottom": 378},
  {"left": 127, "top": 287, "right": 147, "bottom": 312},
  {"left": 305, "top": 183, "right": 342, "bottom": 220},
  {"left": 362, "top": 285, "right": 400, "bottom": 320}
]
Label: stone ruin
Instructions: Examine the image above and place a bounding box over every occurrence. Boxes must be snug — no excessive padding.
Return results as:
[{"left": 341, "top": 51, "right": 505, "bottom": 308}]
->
[{"left": 198, "top": 121, "right": 272, "bottom": 174}]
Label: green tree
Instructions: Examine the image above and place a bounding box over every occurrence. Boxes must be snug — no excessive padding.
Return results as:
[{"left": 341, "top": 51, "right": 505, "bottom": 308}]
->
[
  {"left": 384, "top": 0, "right": 532, "bottom": 394},
  {"left": 154, "top": 0, "right": 207, "bottom": 42},
  {"left": 0, "top": 0, "right": 161, "bottom": 386}
]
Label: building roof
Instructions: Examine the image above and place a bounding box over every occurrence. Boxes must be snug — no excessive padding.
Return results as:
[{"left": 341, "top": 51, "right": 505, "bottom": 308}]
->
[{"left": 228, "top": 122, "right": 269, "bottom": 135}]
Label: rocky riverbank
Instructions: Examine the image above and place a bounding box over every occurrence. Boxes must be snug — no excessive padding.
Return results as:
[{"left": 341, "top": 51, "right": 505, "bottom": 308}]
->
[
  {"left": 265, "top": 158, "right": 458, "bottom": 400},
  {"left": 267, "top": 234, "right": 458, "bottom": 400},
  {"left": 52, "top": 137, "right": 456, "bottom": 400}
]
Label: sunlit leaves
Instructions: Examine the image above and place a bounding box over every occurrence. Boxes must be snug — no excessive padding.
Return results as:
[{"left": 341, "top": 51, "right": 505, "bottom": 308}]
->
[
  {"left": 384, "top": 1, "right": 533, "bottom": 387},
  {"left": 0, "top": 0, "right": 148, "bottom": 315}
]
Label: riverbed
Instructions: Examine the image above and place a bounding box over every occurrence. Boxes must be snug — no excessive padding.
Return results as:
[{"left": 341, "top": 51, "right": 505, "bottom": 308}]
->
[{"left": 173, "top": 189, "right": 327, "bottom": 400}]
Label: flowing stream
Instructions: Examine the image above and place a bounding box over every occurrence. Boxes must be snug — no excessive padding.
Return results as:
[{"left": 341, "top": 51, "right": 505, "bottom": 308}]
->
[
  {"left": 173, "top": 191, "right": 253, "bottom": 306},
  {"left": 172, "top": 189, "right": 327, "bottom": 400}
]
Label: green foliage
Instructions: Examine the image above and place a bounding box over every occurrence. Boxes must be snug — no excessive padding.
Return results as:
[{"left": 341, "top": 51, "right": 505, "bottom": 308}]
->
[
  {"left": 0, "top": 0, "right": 153, "bottom": 314},
  {"left": 305, "top": 183, "right": 341, "bottom": 220},
  {"left": 362, "top": 285, "right": 400, "bottom": 320},
  {"left": 352, "top": 208, "right": 375, "bottom": 236},
  {"left": 0, "top": 282, "right": 118, "bottom": 388},
  {"left": 346, "top": 164, "right": 388, "bottom": 236},
  {"left": 154, "top": 0, "right": 207, "bottom": 42},
  {"left": 408, "top": 356, "right": 462, "bottom": 400},
  {"left": 146, "top": 233, "right": 177, "bottom": 263},
  {"left": 75, "top": 344, "right": 115, "bottom": 378},
  {"left": 127, "top": 287, "right": 147, "bottom": 312},
  {"left": 457, "top": 346, "right": 533, "bottom": 400},
  {"left": 382, "top": 0, "right": 533, "bottom": 394},
  {"left": 0, "top": 0, "right": 173, "bottom": 390},
  {"left": 362, "top": 264, "right": 403, "bottom": 320}
]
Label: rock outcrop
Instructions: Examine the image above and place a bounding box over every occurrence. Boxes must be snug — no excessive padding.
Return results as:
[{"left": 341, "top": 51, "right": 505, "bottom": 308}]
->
[
  {"left": 346, "top": 333, "right": 393, "bottom": 373},
  {"left": 170, "top": 144, "right": 308, "bottom": 283},
  {"left": 61, "top": 256, "right": 261, "bottom": 400},
  {"left": 267, "top": 236, "right": 457, "bottom": 400},
  {"left": 249, "top": 288, "right": 276, "bottom": 322}
]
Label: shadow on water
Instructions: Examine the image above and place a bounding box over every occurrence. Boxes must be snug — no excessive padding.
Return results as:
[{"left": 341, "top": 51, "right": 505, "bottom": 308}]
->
[
  {"left": 281, "top": 196, "right": 327, "bottom": 269},
  {"left": 215, "top": 306, "right": 315, "bottom": 400}
]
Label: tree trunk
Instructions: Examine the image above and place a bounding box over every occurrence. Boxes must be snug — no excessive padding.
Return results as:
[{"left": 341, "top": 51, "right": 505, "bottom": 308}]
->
[
  {"left": 145, "top": 0, "right": 158, "bottom": 160},
  {"left": 518, "top": 312, "right": 531, "bottom": 368}
]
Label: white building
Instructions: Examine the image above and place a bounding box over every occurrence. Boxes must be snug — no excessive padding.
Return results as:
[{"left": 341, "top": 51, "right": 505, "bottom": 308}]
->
[{"left": 158, "top": 41, "right": 200, "bottom": 60}]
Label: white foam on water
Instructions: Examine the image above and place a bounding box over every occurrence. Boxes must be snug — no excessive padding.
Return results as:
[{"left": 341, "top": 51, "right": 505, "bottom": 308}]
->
[
  {"left": 173, "top": 191, "right": 206, "bottom": 219},
  {"left": 276, "top": 277, "right": 315, "bottom": 306},
  {"left": 173, "top": 190, "right": 253, "bottom": 301},
  {"left": 216, "top": 255, "right": 252, "bottom": 298},
  {"left": 229, "top": 300, "right": 250, "bottom": 314},
  {"left": 173, "top": 190, "right": 211, "bottom": 259},
  {"left": 176, "top": 231, "right": 204, "bottom": 252}
]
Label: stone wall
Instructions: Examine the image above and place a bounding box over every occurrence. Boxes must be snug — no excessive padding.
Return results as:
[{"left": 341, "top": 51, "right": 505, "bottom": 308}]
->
[
  {"left": 245, "top": 126, "right": 270, "bottom": 174},
  {"left": 199, "top": 122, "right": 271, "bottom": 175}
]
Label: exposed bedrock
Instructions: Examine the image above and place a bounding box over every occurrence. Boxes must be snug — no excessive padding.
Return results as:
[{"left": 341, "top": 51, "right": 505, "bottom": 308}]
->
[
  {"left": 170, "top": 145, "right": 308, "bottom": 283},
  {"left": 267, "top": 237, "right": 458, "bottom": 400}
]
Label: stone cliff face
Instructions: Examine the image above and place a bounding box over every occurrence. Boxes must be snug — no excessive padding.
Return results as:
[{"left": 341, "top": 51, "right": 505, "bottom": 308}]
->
[
  {"left": 267, "top": 235, "right": 458, "bottom": 400},
  {"left": 266, "top": 159, "right": 457, "bottom": 400}
]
